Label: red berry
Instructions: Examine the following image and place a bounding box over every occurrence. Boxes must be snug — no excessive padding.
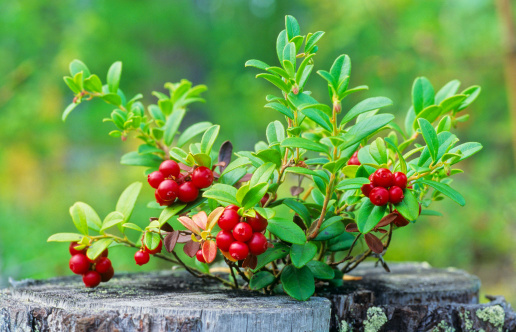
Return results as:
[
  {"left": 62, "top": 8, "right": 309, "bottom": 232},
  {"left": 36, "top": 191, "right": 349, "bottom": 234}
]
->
[
  {"left": 216, "top": 230, "right": 235, "bottom": 252},
  {"left": 101, "top": 249, "right": 108, "bottom": 258},
  {"left": 178, "top": 181, "right": 199, "bottom": 202},
  {"left": 157, "top": 180, "right": 179, "bottom": 202},
  {"left": 372, "top": 168, "right": 394, "bottom": 188},
  {"left": 134, "top": 250, "right": 150, "bottom": 266},
  {"left": 155, "top": 190, "right": 173, "bottom": 206},
  {"left": 369, "top": 173, "right": 374, "bottom": 182},
  {"left": 159, "top": 160, "right": 180, "bottom": 178},
  {"left": 247, "top": 232, "right": 268, "bottom": 255},
  {"left": 145, "top": 240, "right": 163, "bottom": 255},
  {"left": 83, "top": 271, "right": 101, "bottom": 288},
  {"left": 233, "top": 222, "right": 253, "bottom": 242},
  {"left": 246, "top": 213, "right": 268, "bottom": 232},
  {"left": 361, "top": 184, "right": 374, "bottom": 197},
  {"left": 369, "top": 187, "right": 389, "bottom": 206},
  {"left": 69, "top": 242, "right": 86, "bottom": 256},
  {"left": 147, "top": 171, "right": 165, "bottom": 189},
  {"left": 229, "top": 241, "right": 249, "bottom": 260},
  {"left": 69, "top": 254, "right": 90, "bottom": 275},
  {"left": 218, "top": 209, "right": 240, "bottom": 231},
  {"left": 191, "top": 166, "right": 214, "bottom": 189},
  {"left": 419, "top": 204, "right": 422, "bottom": 216},
  {"left": 389, "top": 186, "right": 404, "bottom": 204},
  {"left": 393, "top": 172, "right": 407, "bottom": 189},
  {"left": 95, "top": 257, "right": 112, "bottom": 274},
  {"left": 196, "top": 249, "right": 206, "bottom": 263},
  {"left": 100, "top": 266, "right": 114, "bottom": 282},
  {"left": 260, "top": 194, "right": 270, "bottom": 207},
  {"left": 347, "top": 151, "right": 361, "bottom": 166},
  {"left": 226, "top": 204, "right": 240, "bottom": 212}
]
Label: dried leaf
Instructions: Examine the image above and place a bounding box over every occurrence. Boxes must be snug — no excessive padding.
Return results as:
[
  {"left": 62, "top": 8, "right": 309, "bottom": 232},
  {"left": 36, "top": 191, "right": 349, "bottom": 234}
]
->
[
  {"left": 242, "top": 254, "right": 257, "bottom": 269},
  {"left": 238, "top": 173, "right": 253, "bottom": 183},
  {"left": 183, "top": 240, "right": 200, "bottom": 257},
  {"left": 218, "top": 140, "right": 233, "bottom": 173},
  {"left": 202, "top": 240, "right": 217, "bottom": 263},
  {"left": 176, "top": 232, "right": 192, "bottom": 243},
  {"left": 345, "top": 223, "right": 359, "bottom": 233},
  {"left": 290, "top": 186, "right": 304, "bottom": 196},
  {"left": 221, "top": 249, "right": 238, "bottom": 262},
  {"left": 376, "top": 212, "right": 398, "bottom": 228},
  {"left": 192, "top": 211, "right": 208, "bottom": 230},
  {"left": 206, "top": 207, "right": 224, "bottom": 231},
  {"left": 161, "top": 222, "right": 174, "bottom": 232},
  {"left": 164, "top": 231, "right": 179, "bottom": 252},
  {"left": 179, "top": 163, "right": 193, "bottom": 172},
  {"left": 178, "top": 216, "right": 201, "bottom": 235},
  {"left": 393, "top": 212, "right": 409, "bottom": 227},
  {"left": 343, "top": 275, "right": 363, "bottom": 281},
  {"left": 377, "top": 229, "right": 387, "bottom": 234},
  {"left": 292, "top": 215, "right": 307, "bottom": 231},
  {"left": 364, "top": 233, "right": 384, "bottom": 254}
]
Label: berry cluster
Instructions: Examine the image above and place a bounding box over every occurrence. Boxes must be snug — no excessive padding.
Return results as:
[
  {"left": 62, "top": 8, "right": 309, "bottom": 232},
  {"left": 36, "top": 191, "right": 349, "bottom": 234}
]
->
[
  {"left": 213, "top": 205, "right": 269, "bottom": 262},
  {"left": 134, "top": 238, "right": 163, "bottom": 266},
  {"left": 361, "top": 168, "right": 408, "bottom": 206},
  {"left": 68, "top": 242, "right": 113, "bottom": 288},
  {"left": 347, "top": 150, "right": 361, "bottom": 166},
  {"left": 148, "top": 160, "right": 214, "bottom": 206}
]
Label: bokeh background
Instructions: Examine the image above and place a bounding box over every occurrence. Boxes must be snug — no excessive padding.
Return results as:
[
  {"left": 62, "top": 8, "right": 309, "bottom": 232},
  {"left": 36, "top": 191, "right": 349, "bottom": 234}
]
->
[{"left": 1, "top": 0, "right": 515, "bottom": 304}]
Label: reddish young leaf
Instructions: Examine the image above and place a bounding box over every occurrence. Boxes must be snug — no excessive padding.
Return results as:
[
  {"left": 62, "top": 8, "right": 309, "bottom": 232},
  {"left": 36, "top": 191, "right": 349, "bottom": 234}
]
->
[
  {"left": 377, "top": 229, "right": 388, "bottom": 234},
  {"left": 202, "top": 240, "right": 217, "bottom": 263},
  {"left": 192, "top": 211, "right": 208, "bottom": 230},
  {"left": 239, "top": 173, "right": 253, "bottom": 183},
  {"left": 345, "top": 223, "right": 359, "bottom": 233},
  {"left": 161, "top": 222, "right": 174, "bottom": 232},
  {"left": 183, "top": 240, "right": 200, "bottom": 257},
  {"left": 364, "top": 233, "right": 384, "bottom": 254},
  {"left": 290, "top": 186, "right": 304, "bottom": 196},
  {"left": 178, "top": 216, "right": 201, "bottom": 235},
  {"left": 164, "top": 231, "right": 179, "bottom": 252},
  {"left": 176, "top": 232, "right": 193, "bottom": 243},
  {"left": 179, "top": 163, "right": 193, "bottom": 172},
  {"left": 221, "top": 250, "right": 238, "bottom": 262},
  {"left": 376, "top": 212, "right": 398, "bottom": 228},
  {"left": 393, "top": 212, "right": 410, "bottom": 227},
  {"left": 218, "top": 140, "right": 233, "bottom": 173},
  {"left": 242, "top": 254, "right": 257, "bottom": 269},
  {"left": 206, "top": 207, "right": 224, "bottom": 232}
]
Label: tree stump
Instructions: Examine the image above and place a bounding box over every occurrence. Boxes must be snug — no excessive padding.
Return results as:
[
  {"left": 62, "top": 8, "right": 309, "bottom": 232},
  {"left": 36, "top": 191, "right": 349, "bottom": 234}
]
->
[{"left": 1, "top": 262, "right": 515, "bottom": 331}]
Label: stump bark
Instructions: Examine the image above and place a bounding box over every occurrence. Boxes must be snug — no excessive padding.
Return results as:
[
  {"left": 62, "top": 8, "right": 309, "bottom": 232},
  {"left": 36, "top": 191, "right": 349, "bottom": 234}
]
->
[{"left": 1, "top": 262, "right": 514, "bottom": 332}]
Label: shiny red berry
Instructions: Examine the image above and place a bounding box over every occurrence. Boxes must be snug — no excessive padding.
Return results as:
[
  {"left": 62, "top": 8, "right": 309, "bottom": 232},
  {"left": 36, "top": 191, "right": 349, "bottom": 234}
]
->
[
  {"left": 196, "top": 249, "right": 206, "bottom": 263},
  {"left": 178, "top": 181, "right": 199, "bottom": 202},
  {"left": 233, "top": 222, "right": 253, "bottom": 242},
  {"left": 216, "top": 230, "right": 235, "bottom": 252},
  {"left": 247, "top": 232, "right": 268, "bottom": 255},
  {"left": 226, "top": 204, "right": 240, "bottom": 212},
  {"left": 191, "top": 166, "right": 214, "bottom": 189},
  {"left": 229, "top": 241, "right": 249, "bottom": 260},
  {"left": 372, "top": 168, "right": 394, "bottom": 188},
  {"left": 260, "top": 194, "right": 270, "bottom": 207},
  {"left": 134, "top": 250, "right": 150, "bottom": 266},
  {"left": 361, "top": 184, "right": 374, "bottom": 197},
  {"left": 218, "top": 209, "right": 240, "bottom": 231},
  {"left": 389, "top": 186, "right": 404, "bottom": 204},
  {"left": 69, "top": 254, "right": 90, "bottom": 275},
  {"left": 100, "top": 266, "right": 114, "bottom": 282},
  {"left": 157, "top": 180, "right": 179, "bottom": 202},
  {"left": 246, "top": 213, "right": 268, "bottom": 232},
  {"left": 101, "top": 249, "right": 108, "bottom": 258},
  {"left": 393, "top": 172, "right": 408, "bottom": 189},
  {"left": 159, "top": 160, "right": 180, "bottom": 178},
  {"left": 83, "top": 271, "right": 101, "bottom": 288},
  {"left": 347, "top": 151, "right": 361, "bottom": 166},
  {"left": 155, "top": 190, "right": 173, "bottom": 206},
  {"left": 369, "top": 173, "right": 374, "bottom": 182},
  {"left": 94, "top": 257, "right": 112, "bottom": 274},
  {"left": 145, "top": 240, "right": 163, "bottom": 255},
  {"left": 69, "top": 242, "right": 86, "bottom": 256},
  {"left": 148, "top": 171, "right": 165, "bottom": 189},
  {"left": 369, "top": 187, "right": 389, "bottom": 206}
]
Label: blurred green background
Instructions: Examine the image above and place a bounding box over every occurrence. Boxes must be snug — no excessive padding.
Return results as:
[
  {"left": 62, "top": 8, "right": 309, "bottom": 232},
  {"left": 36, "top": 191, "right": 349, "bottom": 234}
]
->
[{"left": 1, "top": 0, "right": 515, "bottom": 305}]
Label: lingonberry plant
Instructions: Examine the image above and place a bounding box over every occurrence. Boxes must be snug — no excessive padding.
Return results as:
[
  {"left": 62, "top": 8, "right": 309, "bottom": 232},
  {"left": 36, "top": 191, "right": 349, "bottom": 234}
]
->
[{"left": 48, "top": 16, "right": 482, "bottom": 300}]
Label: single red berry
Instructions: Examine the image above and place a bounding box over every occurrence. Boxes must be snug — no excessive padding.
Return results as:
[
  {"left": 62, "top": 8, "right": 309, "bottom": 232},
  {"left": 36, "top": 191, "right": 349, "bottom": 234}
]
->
[
  {"left": 369, "top": 173, "right": 374, "bottom": 182},
  {"left": 145, "top": 240, "right": 163, "bottom": 255},
  {"left": 247, "top": 232, "right": 268, "bottom": 255},
  {"left": 178, "top": 181, "right": 199, "bottom": 202},
  {"left": 134, "top": 250, "right": 150, "bottom": 266},
  {"left": 260, "top": 194, "right": 270, "bottom": 207},
  {"left": 69, "top": 254, "right": 90, "bottom": 275},
  {"left": 218, "top": 209, "right": 240, "bottom": 231},
  {"left": 159, "top": 160, "right": 180, "bottom": 178},
  {"left": 369, "top": 187, "right": 389, "bottom": 206},
  {"left": 157, "top": 180, "right": 179, "bottom": 202},
  {"left": 408, "top": 184, "right": 414, "bottom": 189},
  {"left": 233, "top": 222, "right": 253, "bottom": 242},
  {"left": 226, "top": 204, "right": 240, "bottom": 212},
  {"left": 246, "top": 213, "right": 268, "bottom": 232},
  {"left": 361, "top": 184, "right": 374, "bottom": 197},
  {"left": 347, "top": 151, "right": 361, "bottom": 166},
  {"left": 419, "top": 204, "right": 422, "bottom": 216},
  {"left": 155, "top": 190, "right": 173, "bottom": 206},
  {"left": 196, "top": 249, "right": 206, "bottom": 263},
  {"left": 229, "top": 241, "right": 249, "bottom": 260},
  {"left": 393, "top": 172, "right": 408, "bottom": 189},
  {"left": 372, "top": 168, "right": 394, "bottom": 188},
  {"left": 100, "top": 266, "right": 114, "bottom": 282},
  {"left": 95, "top": 257, "right": 112, "bottom": 274},
  {"left": 389, "top": 186, "right": 404, "bottom": 204},
  {"left": 191, "top": 166, "right": 214, "bottom": 189},
  {"left": 101, "top": 249, "right": 108, "bottom": 257},
  {"left": 83, "top": 271, "right": 102, "bottom": 288},
  {"left": 148, "top": 171, "right": 165, "bottom": 189},
  {"left": 69, "top": 242, "right": 86, "bottom": 256},
  {"left": 216, "top": 230, "right": 235, "bottom": 252},
  {"left": 393, "top": 211, "right": 410, "bottom": 227}
]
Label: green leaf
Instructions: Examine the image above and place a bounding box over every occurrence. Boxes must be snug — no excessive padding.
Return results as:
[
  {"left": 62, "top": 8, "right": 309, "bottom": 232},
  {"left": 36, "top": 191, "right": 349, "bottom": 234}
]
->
[
  {"left": 265, "top": 102, "right": 294, "bottom": 119},
  {"left": 177, "top": 122, "right": 212, "bottom": 147},
  {"left": 306, "top": 261, "right": 335, "bottom": 280},
  {"left": 305, "top": 31, "right": 324, "bottom": 53},
  {"left": 290, "top": 242, "right": 317, "bottom": 268},
  {"left": 357, "top": 199, "right": 387, "bottom": 234},
  {"left": 220, "top": 157, "right": 251, "bottom": 178},
  {"left": 116, "top": 182, "right": 142, "bottom": 223},
  {"left": 122, "top": 223, "right": 143, "bottom": 232},
  {"left": 413, "top": 105, "right": 441, "bottom": 129},
  {"left": 283, "top": 199, "right": 311, "bottom": 226},
  {"left": 327, "top": 232, "right": 356, "bottom": 252},
  {"left": 200, "top": 125, "right": 220, "bottom": 155},
  {"left": 250, "top": 163, "right": 276, "bottom": 187},
  {"left": 435, "top": 80, "right": 460, "bottom": 104},
  {"left": 120, "top": 151, "right": 162, "bottom": 168},
  {"left": 241, "top": 183, "right": 269, "bottom": 209},
  {"left": 101, "top": 93, "right": 122, "bottom": 106},
  {"left": 203, "top": 184, "right": 239, "bottom": 206},
  {"left": 341, "top": 114, "right": 394, "bottom": 149},
  {"left": 385, "top": 137, "right": 407, "bottom": 174},
  {"left": 192, "top": 153, "right": 211, "bottom": 168},
  {"left": 100, "top": 211, "right": 125, "bottom": 232},
  {"left": 281, "top": 265, "right": 315, "bottom": 301},
  {"left": 62, "top": 103, "right": 78, "bottom": 122},
  {"left": 285, "top": 15, "right": 300, "bottom": 40},
  {"left": 47, "top": 233, "right": 83, "bottom": 242},
  {"left": 64, "top": 76, "right": 80, "bottom": 94},
  {"left": 87, "top": 238, "right": 113, "bottom": 261},
  {"left": 335, "top": 178, "right": 369, "bottom": 190},
  {"left": 341, "top": 97, "right": 393, "bottom": 125},
  {"left": 107, "top": 61, "right": 122, "bottom": 94},
  {"left": 276, "top": 30, "right": 288, "bottom": 62},
  {"left": 255, "top": 149, "right": 282, "bottom": 168},
  {"left": 436, "top": 116, "right": 452, "bottom": 133},
  {"left": 439, "top": 95, "right": 467, "bottom": 114},
  {"left": 314, "top": 216, "right": 346, "bottom": 241},
  {"left": 253, "top": 243, "right": 289, "bottom": 271},
  {"left": 266, "top": 121, "right": 286, "bottom": 146},
  {"left": 163, "top": 108, "right": 185, "bottom": 146},
  {"left": 268, "top": 218, "right": 306, "bottom": 244},
  {"left": 457, "top": 86, "right": 481, "bottom": 111},
  {"left": 412, "top": 77, "right": 435, "bottom": 114},
  {"left": 330, "top": 54, "right": 351, "bottom": 87},
  {"left": 144, "top": 232, "right": 161, "bottom": 250},
  {"left": 250, "top": 271, "right": 276, "bottom": 290},
  {"left": 69, "top": 59, "right": 90, "bottom": 77},
  {"left": 317, "top": 70, "right": 336, "bottom": 88},
  {"left": 69, "top": 202, "right": 89, "bottom": 235},
  {"left": 83, "top": 74, "right": 102, "bottom": 93},
  {"left": 300, "top": 107, "right": 332, "bottom": 132},
  {"left": 158, "top": 204, "right": 186, "bottom": 227},
  {"left": 137, "top": 144, "right": 163, "bottom": 155},
  {"left": 281, "top": 137, "right": 328, "bottom": 154},
  {"left": 245, "top": 59, "right": 270, "bottom": 71},
  {"left": 448, "top": 142, "right": 483, "bottom": 164},
  {"left": 394, "top": 189, "right": 420, "bottom": 220},
  {"left": 418, "top": 118, "right": 439, "bottom": 163},
  {"left": 419, "top": 179, "right": 465, "bottom": 206},
  {"left": 285, "top": 166, "right": 324, "bottom": 180},
  {"left": 256, "top": 73, "right": 290, "bottom": 92}
]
